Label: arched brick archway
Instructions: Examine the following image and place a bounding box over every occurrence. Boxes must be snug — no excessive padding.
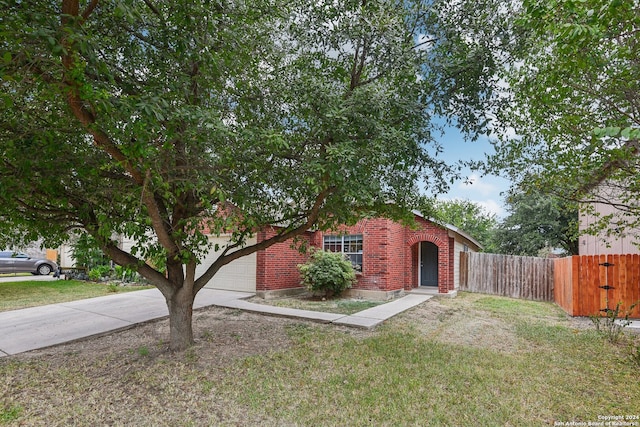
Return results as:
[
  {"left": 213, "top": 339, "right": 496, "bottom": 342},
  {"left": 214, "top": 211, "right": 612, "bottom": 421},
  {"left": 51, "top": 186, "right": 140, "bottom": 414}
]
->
[
  {"left": 407, "top": 233, "right": 446, "bottom": 248},
  {"left": 406, "top": 231, "right": 451, "bottom": 293}
]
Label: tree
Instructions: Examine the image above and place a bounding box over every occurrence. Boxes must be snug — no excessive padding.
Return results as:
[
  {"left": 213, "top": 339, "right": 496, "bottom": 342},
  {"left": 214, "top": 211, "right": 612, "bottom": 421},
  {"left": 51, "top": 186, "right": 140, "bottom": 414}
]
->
[
  {"left": 493, "top": 188, "right": 579, "bottom": 257},
  {"left": 0, "top": 0, "right": 502, "bottom": 351},
  {"left": 433, "top": 199, "right": 498, "bottom": 251},
  {"left": 489, "top": 0, "right": 640, "bottom": 235}
]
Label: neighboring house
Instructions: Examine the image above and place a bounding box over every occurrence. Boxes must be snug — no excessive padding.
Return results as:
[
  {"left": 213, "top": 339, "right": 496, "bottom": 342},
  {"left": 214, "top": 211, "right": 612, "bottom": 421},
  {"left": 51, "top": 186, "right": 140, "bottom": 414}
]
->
[
  {"left": 57, "top": 234, "right": 139, "bottom": 268},
  {"left": 197, "top": 212, "right": 482, "bottom": 299},
  {"left": 579, "top": 184, "right": 640, "bottom": 255}
]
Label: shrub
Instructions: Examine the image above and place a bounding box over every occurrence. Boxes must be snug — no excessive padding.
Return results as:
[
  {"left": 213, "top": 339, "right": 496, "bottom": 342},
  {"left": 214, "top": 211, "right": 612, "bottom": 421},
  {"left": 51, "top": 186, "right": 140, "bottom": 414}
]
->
[
  {"left": 590, "top": 301, "right": 637, "bottom": 344},
  {"left": 114, "top": 265, "right": 137, "bottom": 282},
  {"left": 298, "top": 249, "right": 357, "bottom": 298},
  {"left": 88, "top": 264, "right": 112, "bottom": 281},
  {"left": 70, "top": 233, "right": 109, "bottom": 270}
]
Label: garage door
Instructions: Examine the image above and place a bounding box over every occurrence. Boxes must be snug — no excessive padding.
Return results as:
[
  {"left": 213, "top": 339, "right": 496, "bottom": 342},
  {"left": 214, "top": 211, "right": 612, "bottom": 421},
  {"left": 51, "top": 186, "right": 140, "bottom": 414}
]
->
[{"left": 197, "top": 236, "right": 257, "bottom": 292}]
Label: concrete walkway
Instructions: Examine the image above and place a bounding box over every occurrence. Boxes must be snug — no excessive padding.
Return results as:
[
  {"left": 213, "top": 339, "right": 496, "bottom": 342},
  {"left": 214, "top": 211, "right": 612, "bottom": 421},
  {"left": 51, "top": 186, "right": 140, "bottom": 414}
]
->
[{"left": 0, "top": 288, "right": 433, "bottom": 357}]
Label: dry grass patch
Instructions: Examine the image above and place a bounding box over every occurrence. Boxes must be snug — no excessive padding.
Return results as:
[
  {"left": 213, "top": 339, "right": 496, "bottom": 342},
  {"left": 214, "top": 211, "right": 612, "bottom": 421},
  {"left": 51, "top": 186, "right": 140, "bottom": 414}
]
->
[
  {"left": 247, "top": 293, "right": 384, "bottom": 315},
  {"left": 1, "top": 292, "right": 639, "bottom": 426}
]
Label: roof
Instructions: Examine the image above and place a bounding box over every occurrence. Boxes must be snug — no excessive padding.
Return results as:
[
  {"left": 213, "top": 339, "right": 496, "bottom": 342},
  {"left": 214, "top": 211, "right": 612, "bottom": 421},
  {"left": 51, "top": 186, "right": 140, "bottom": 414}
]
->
[{"left": 412, "top": 210, "right": 483, "bottom": 250}]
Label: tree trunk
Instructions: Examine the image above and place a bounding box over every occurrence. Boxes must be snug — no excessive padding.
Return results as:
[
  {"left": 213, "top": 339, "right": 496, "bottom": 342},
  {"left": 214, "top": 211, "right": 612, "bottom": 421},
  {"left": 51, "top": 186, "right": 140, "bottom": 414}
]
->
[{"left": 166, "top": 285, "right": 196, "bottom": 352}]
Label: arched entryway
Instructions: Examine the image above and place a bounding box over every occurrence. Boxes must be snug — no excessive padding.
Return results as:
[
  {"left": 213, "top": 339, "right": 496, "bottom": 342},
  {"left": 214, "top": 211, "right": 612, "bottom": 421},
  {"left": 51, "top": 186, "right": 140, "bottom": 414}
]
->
[{"left": 419, "top": 241, "right": 438, "bottom": 287}]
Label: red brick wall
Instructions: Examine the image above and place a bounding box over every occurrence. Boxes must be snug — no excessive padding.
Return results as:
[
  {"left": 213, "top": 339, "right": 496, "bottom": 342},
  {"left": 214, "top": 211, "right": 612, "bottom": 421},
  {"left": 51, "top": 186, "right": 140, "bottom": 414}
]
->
[
  {"left": 258, "top": 216, "right": 456, "bottom": 294},
  {"left": 308, "top": 219, "right": 406, "bottom": 292},
  {"left": 405, "top": 217, "right": 453, "bottom": 293},
  {"left": 256, "top": 227, "right": 311, "bottom": 291}
]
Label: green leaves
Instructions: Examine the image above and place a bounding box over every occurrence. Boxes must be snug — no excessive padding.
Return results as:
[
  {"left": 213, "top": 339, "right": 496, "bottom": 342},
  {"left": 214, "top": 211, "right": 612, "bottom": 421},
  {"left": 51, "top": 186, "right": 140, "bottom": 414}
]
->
[
  {"left": 491, "top": 0, "right": 640, "bottom": 238},
  {"left": 593, "top": 127, "right": 640, "bottom": 140},
  {"left": 1, "top": 0, "right": 500, "bottom": 281},
  {"left": 298, "top": 249, "right": 357, "bottom": 298},
  {"left": 433, "top": 200, "right": 498, "bottom": 252}
]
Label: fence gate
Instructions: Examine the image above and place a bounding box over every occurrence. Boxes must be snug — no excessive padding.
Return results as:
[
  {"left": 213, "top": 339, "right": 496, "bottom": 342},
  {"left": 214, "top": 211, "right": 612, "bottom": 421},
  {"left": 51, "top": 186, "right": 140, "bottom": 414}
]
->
[{"left": 555, "top": 254, "right": 640, "bottom": 318}]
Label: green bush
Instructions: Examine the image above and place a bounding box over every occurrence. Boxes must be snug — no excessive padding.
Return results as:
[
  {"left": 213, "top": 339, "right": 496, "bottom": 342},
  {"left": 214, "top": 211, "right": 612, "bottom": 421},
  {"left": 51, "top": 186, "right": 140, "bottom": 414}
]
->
[
  {"left": 298, "top": 249, "right": 357, "bottom": 298},
  {"left": 114, "top": 265, "right": 137, "bottom": 282},
  {"left": 70, "top": 233, "right": 109, "bottom": 270},
  {"left": 88, "top": 264, "right": 112, "bottom": 281}
]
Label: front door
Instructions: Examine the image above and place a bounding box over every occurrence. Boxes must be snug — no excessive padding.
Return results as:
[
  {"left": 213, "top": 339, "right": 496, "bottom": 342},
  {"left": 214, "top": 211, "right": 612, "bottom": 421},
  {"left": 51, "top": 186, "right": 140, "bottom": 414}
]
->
[{"left": 420, "top": 242, "right": 438, "bottom": 287}]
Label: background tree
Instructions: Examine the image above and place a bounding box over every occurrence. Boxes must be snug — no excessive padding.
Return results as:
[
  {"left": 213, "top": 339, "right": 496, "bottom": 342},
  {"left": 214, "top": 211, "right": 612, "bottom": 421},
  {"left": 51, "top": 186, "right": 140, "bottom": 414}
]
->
[
  {"left": 0, "top": 0, "right": 505, "bottom": 351},
  {"left": 489, "top": 0, "right": 640, "bottom": 237},
  {"left": 492, "top": 188, "right": 579, "bottom": 257},
  {"left": 433, "top": 199, "right": 498, "bottom": 252}
]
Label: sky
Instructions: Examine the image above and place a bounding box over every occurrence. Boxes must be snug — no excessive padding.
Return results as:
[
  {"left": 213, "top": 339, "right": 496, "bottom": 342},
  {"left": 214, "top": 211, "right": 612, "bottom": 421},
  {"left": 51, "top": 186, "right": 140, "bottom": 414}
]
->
[{"left": 430, "top": 125, "right": 512, "bottom": 219}]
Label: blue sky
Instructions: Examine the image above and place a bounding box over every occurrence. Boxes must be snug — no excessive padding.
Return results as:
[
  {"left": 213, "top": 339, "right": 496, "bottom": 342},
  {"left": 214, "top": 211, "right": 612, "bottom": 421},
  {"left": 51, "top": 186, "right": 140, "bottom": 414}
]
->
[{"left": 430, "top": 125, "right": 512, "bottom": 218}]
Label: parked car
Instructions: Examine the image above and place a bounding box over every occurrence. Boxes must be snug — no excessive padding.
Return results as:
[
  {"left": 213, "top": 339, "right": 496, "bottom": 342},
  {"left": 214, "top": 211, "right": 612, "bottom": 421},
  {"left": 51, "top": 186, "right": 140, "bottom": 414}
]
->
[{"left": 0, "top": 251, "right": 59, "bottom": 275}]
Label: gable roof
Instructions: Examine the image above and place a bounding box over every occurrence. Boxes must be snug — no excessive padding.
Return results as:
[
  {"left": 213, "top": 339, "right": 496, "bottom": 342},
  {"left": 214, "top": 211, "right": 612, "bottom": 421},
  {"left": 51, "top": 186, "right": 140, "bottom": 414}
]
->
[{"left": 412, "top": 210, "right": 483, "bottom": 251}]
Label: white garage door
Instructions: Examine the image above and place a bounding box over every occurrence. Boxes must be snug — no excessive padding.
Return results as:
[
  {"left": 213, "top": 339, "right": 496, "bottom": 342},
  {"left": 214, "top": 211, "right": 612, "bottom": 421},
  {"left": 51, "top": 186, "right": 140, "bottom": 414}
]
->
[{"left": 197, "top": 236, "right": 257, "bottom": 292}]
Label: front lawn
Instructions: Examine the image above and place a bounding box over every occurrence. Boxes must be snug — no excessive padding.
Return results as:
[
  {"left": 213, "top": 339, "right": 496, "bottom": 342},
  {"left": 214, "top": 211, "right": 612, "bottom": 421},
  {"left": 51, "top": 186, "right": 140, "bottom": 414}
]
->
[
  {"left": 248, "top": 294, "right": 385, "bottom": 315},
  {"left": 0, "top": 280, "right": 153, "bottom": 312},
  {"left": 1, "top": 292, "right": 639, "bottom": 425}
]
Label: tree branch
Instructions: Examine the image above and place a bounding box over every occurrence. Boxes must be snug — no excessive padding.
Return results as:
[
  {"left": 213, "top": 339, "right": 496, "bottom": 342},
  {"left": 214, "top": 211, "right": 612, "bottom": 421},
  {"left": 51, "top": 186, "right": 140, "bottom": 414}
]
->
[
  {"left": 81, "top": 0, "right": 99, "bottom": 21},
  {"left": 142, "top": 0, "right": 161, "bottom": 17},
  {"left": 193, "top": 186, "right": 335, "bottom": 292}
]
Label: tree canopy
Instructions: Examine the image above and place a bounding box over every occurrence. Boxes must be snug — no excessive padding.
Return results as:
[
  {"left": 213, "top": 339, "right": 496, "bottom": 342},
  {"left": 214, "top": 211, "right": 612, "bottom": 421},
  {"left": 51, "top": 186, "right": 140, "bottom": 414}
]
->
[
  {"left": 0, "top": 0, "right": 503, "bottom": 350},
  {"left": 433, "top": 199, "right": 498, "bottom": 251},
  {"left": 489, "top": 0, "right": 640, "bottom": 236},
  {"left": 492, "top": 188, "right": 579, "bottom": 257}
]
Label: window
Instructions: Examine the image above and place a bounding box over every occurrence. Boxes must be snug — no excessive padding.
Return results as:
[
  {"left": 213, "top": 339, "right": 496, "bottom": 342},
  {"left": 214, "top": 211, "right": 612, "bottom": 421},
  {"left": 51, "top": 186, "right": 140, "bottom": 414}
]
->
[{"left": 323, "top": 234, "right": 363, "bottom": 272}]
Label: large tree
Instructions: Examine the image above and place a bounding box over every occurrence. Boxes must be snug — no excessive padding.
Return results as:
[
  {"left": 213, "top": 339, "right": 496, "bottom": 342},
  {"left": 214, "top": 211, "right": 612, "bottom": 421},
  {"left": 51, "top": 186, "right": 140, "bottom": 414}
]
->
[
  {"left": 489, "top": 0, "right": 640, "bottom": 235},
  {"left": 0, "top": 0, "right": 503, "bottom": 351},
  {"left": 433, "top": 199, "right": 498, "bottom": 251},
  {"left": 493, "top": 188, "right": 579, "bottom": 257}
]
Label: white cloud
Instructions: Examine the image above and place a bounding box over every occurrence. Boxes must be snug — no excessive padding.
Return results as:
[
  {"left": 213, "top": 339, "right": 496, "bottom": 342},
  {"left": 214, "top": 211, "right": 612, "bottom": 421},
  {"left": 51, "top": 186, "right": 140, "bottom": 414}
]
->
[
  {"left": 440, "top": 195, "right": 506, "bottom": 218},
  {"left": 458, "top": 174, "right": 500, "bottom": 197},
  {"left": 437, "top": 173, "right": 510, "bottom": 218},
  {"left": 475, "top": 199, "right": 505, "bottom": 218}
]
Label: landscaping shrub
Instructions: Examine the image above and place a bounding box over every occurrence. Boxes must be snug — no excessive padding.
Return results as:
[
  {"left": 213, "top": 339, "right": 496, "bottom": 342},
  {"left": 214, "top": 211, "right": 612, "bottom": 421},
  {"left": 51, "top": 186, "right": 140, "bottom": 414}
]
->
[
  {"left": 590, "top": 301, "right": 637, "bottom": 344},
  {"left": 70, "top": 233, "right": 109, "bottom": 270},
  {"left": 298, "top": 249, "right": 357, "bottom": 298},
  {"left": 88, "top": 265, "right": 112, "bottom": 282},
  {"left": 114, "top": 265, "right": 138, "bottom": 282}
]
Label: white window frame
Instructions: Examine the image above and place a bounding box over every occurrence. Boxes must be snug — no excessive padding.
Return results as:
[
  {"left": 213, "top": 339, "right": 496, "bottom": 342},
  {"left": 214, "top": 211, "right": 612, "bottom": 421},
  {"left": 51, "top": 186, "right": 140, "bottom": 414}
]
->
[{"left": 323, "top": 234, "right": 363, "bottom": 272}]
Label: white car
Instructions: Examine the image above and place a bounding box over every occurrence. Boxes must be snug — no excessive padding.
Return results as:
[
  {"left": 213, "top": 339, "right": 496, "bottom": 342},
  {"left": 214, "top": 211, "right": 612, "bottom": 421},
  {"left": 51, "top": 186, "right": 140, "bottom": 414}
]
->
[{"left": 0, "top": 251, "right": 58, "bottom": 275}]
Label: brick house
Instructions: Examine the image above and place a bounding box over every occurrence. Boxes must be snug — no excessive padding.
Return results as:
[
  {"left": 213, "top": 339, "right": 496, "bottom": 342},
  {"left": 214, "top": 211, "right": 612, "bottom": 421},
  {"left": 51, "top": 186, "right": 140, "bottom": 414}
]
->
[{"left": 198, "top": 212, "right": 482, "bottom": 300}]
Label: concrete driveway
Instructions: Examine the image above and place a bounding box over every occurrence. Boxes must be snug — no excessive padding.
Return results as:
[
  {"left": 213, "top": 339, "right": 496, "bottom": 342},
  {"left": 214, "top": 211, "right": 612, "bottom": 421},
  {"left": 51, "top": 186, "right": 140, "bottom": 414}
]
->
[
  {"left": 0, "top": 288, "right": 253, "bottom": 357},
  {"left": 0, "top": 274, "right": 56, "bottom": 283},
  {"left": 0, "top": 282, "right": 435, "bottom": 357}
]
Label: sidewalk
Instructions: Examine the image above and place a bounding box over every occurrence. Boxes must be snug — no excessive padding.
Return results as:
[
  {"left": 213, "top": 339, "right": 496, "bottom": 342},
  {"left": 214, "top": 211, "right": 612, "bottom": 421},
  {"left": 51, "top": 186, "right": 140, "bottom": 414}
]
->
[{"left": 0, "top": 288, "right": 432, "bottom": 357}]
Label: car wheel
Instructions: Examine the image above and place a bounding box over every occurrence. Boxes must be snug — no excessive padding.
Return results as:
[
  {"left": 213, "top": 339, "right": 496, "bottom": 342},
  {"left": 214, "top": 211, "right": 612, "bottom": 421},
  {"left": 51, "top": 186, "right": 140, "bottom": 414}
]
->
[{"left": 37, "top": 264, "right": 52, "bottom": 275}]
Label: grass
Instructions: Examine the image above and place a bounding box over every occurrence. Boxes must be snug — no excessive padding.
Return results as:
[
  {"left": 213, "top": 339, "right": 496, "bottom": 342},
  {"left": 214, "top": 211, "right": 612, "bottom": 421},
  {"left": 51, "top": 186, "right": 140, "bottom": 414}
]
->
[
  {"left": 0, "top": 279, "right": 153, "bottom": 312},
  {"left": 0, "top": 405, "right": 22, "bottom": 424},
  {"left": 225, "top": 301, "right": 636, "bottom": 425},
  {"left": 1, "top": 292, "right": 639, "bottom": 425},
  {"left": 249, "top": 294, "right": 384, "bottom": 315}
]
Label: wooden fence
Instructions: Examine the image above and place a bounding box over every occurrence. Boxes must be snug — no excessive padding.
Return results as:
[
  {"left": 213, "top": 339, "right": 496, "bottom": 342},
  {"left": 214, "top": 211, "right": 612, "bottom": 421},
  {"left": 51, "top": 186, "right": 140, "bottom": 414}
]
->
[
  {"left": 460, "top": 252, "right": 640, "bottom": 317},
  {"left": 459, "top": 252, "right": 555, "bottom": 301},
  {"left": 554, "top": 254, "right": 640, "bottom": 318}
]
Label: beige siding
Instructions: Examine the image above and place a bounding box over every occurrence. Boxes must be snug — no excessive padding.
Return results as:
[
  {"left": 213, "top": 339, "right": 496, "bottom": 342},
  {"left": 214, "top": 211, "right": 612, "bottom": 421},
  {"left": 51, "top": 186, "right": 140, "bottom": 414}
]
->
[
  {"left": 198, "top": 236, "right": 257, "bottom": 292},
  {"left": 580, "top": 200, "right": 640, "bottom": 255},
  {"left": 453, "top": 241, "right": 465, "bottom": 289}
]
